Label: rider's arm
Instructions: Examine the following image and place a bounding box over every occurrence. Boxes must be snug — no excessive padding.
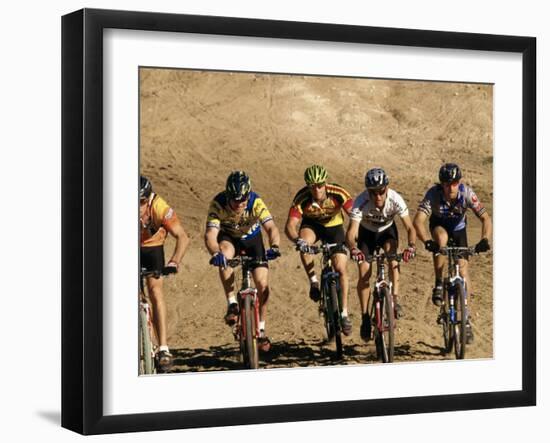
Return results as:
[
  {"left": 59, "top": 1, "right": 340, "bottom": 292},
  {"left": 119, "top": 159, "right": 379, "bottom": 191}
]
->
[
  {"left": 165, "top": 219, "right": 190, "bottom": 266},
  {"left": 478, "top": 211, "right": 492, "bottom": 242},
  {"left": 413, "top": 210, "right": 430, "bottom": 243},
  {"left": 204, "top": 227, "right": 221, "bottom": 255},
  {"left": 400, "top": 214, "right": 417, "bottom": 247},
  {"left": 345, "top": 218, "right": 360, "bottom": 250},
  {"left": 285, "top": 215, "right": 302, "bottom": 243},
  {"left": 262, "top": 219, "right": 281, "bottom": 247}
]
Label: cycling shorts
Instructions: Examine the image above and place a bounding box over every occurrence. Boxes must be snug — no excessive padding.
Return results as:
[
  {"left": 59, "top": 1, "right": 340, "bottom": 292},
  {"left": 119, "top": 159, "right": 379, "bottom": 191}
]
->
[
  {"left": 217, "top": 231, "right": 268, "bottom": 269},
  {"left": 429, "top": 221, "right": 468, "bottom": 248},
  {"left": 300, "top": 219, "right": 347, "bottom": 254},
  {"left": 357, "top": 222, "right": 399, "bottom": 256},
  {"left": 140, "top": 245, "right": 165, "bottom": 277}
]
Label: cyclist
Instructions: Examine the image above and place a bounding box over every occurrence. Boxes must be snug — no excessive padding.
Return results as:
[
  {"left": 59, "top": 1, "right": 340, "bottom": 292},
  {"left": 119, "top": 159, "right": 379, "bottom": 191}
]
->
[
  {"left": 345, "top": 167, "right": 417, "bottom": 342},
  {"left": 140, "top": 175, "right": 190, "bottom": 372},
  {"left": 285, "top": 165, "right": 354, "bottom": 335},
  {"left": 205, "top": 171, "right": 281, "bottom": 352},
  {"left": 413, "top": 163, "right": 492, "bottom": 344}
]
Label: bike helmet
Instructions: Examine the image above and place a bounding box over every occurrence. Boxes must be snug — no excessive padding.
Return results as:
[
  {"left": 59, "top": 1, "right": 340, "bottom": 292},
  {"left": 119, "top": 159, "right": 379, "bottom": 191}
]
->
[
  {"left": 140, "top": 175, "right": 153, "bottom": 199},
  {"left": 225, "top": 171, "right": 252, "bottom": 201},
  {"left": 439, "top": 163, "right": 462, "bottom": 183},
  {"left": 365, "top": 167, "right": 389, "bottom": 189},
  {"left": 304, "top": 165, "right": 328, "bottom": 185}
]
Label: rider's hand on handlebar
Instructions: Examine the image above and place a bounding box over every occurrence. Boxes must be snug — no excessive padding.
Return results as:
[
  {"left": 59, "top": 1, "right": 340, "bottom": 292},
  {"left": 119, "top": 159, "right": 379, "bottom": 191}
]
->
[
  {"left": 424, "top": 240, "right": 440, "bottom": 253},
  {"left": 402, "top": 246, "right": 416, "bottom": 263},
  {"left": 295, "top": 238, "right": 310, "bottom": 253},
  {"left": 350, "top": 247, "right": 365, "bottom": 263},
  {"left": 474, "top": 238, "right": 490, "bottom": 253},
  {"left": 209, "top": 252, "right": 227, "bottom": 268},
  {"left": 266, "top": 245, "right": 281, "bottom": 260},
  {"left": 166, "top": 260, "right": 179, "bottom": 273}
]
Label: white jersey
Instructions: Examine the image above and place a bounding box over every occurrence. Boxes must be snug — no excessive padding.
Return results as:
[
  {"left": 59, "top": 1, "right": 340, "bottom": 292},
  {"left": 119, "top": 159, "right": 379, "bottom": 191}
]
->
[{"left": 350, "top": 188, "right": 409, "bottom": 232}]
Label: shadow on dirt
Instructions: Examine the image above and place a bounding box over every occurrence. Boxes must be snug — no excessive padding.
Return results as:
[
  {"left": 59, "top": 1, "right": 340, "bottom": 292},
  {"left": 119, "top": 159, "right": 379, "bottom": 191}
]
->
[{"left": 171, "top": 338, "right": 381, "bottom": 372}]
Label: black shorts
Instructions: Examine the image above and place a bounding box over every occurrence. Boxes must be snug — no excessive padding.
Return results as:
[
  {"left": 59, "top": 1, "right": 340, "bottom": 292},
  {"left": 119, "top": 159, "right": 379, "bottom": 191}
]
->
[
  {"left": 140, "top": 245, "right": 165, "bottom": 277},
  {"left": 217, "top": 231, "right": 268, "bottom": 269},
  {"left": 357, "top": 222, "right": 399, "bottom": 255},
  {"left": 429, "top": 219, "right": 468, "bottom": 247},
  {"left": 300, "top": 219, "right": 346, "bottom": 254}
]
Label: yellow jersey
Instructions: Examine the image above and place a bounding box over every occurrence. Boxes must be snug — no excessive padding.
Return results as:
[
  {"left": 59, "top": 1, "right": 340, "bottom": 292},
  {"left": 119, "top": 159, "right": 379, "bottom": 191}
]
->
[{"left": 206, "top": 191, "right": 273, "bottom": 240}]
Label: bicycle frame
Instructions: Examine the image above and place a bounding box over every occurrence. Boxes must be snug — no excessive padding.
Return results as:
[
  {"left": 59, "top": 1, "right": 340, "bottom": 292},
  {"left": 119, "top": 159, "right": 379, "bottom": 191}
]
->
[
  {"left": 227, "top": 255, "right": 265, "bottom": 369},
  {"left": 308, "top": 242, "right": 344, "bottom": 358}
]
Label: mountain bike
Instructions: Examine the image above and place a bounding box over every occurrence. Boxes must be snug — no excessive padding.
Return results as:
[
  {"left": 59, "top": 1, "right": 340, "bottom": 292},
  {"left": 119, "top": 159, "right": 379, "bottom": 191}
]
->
[
  {"left": 436, "top": 246, "right": 477, "bottom": 360},
  {"left": 227, "top": 253, "right": 277, "bottom": 369},
  {"left": 139, "top": 266, "right": 176, "bottom": 375},
  {"left": 364, "top": 250, "right": 403, "bottom": 363},
  {"left": 307, "top": 242, "right": 346, "bottom": 360}
]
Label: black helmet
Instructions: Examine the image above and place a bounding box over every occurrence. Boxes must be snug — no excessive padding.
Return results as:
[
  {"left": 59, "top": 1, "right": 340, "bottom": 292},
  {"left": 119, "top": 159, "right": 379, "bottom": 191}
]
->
[
  {"left": 439, "top": 163, "right": 462, "bottom": 183},
  {"left": 140, "top": 175, "right": 153, "bottom": 199},
  {"left": 225, "top": 171, "right": 251, "bottom": 201},
  {"left": 365, "top": 167, "right": 389, "bottom": 189}
]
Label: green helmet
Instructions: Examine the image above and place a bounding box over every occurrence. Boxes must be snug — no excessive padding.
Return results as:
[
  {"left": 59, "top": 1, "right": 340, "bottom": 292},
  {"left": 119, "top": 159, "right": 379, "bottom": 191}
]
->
[
  {"left": 304, "top": 165, "right": 328, "bottom": 185},
  {"left": 225, "top": 170, "right": 252, "bottom": 201}
]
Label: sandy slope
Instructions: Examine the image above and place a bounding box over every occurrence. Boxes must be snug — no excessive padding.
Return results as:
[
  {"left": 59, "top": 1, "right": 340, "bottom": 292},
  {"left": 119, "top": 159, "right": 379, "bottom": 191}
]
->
[{"left": 140, "top": 68, "right": 493, "bottom": 371}]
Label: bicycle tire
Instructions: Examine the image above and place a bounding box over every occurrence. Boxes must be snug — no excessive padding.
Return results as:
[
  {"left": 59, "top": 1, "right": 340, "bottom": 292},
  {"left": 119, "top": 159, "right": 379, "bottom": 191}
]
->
[
  {"left": 453, "top": 280, "right": 467, "bottom": 359},
  {"left": 379, "top": 287, "right": 395, "bottom": 363},
  {"left": 244, "top": 294, "right": 259, "bottom": 369},
  {"left": 440, "top": 286, "right": 453, "bottom": 354},
  {"left": 328, "top": 280, "right": 343, "bottom": 359},
  {"left": 321, "top": 293, "right": 335, "bottom": 342},
  {"left": 139, "top": 308, "right": 155, "bottom": 375}
]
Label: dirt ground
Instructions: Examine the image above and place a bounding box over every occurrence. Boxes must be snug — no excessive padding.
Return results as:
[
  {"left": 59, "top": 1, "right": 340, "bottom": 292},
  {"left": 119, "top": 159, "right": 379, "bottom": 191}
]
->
[{"left": 139, "top": 68, "right": 493, "bottom": 372}]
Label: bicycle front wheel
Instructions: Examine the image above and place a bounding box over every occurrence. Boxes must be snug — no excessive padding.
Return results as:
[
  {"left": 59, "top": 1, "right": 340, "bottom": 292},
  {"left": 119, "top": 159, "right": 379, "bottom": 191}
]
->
[
  {"left": 453, "top": 280, "right": 467, "bottom": 360},
  {"left": 243, "top": 295, "right": 259, "bottom": 369},
  {"left": 329, "top": 280, "right": 343, "bottom": 359},
  {"left": 378, "top": 287, "right": 395, "bottom": 363},
  {"left": 440, "top": 287, "right": 453, "bottom": 354},
  {"left": 139, "top": 308, "right": 155, "bottom": 375}
]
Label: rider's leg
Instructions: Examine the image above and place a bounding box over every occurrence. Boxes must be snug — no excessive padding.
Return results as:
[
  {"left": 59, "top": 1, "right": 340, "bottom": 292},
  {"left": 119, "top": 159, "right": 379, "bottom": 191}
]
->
[
  {"left": 298, "top": 227, "right": 317, "bottom": 278},
  {"left": 430, "top": 226, "right": 448, "bottom": 305},
  {"left": 146, "top": 276, "right": 167, "bottom": 347},
  {"left": 383, "top": 238, "right": 401, "bottom": 316},
  {"left": 252, "top": 266, "right": 270, "bottom": 350},
  {"left": 252, "top": 266, "right": 269, "bottom": 323},
  {"left": 358, "top": 261, "right": 373, "bottom": 341},
  {"left": 218, "top": 240, "right": 237, "bottom": 324},
  {"left": 332, "top": 253, "right": 350, "bottom": 313},
  {"left": 298, "top": 227, "right": 320, "bottom": 301}
]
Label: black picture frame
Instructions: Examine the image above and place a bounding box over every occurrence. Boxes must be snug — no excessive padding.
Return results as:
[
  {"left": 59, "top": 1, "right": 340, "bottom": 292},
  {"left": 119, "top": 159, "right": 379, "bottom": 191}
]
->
[{"left": 61, "top": 8, "right": 536, "bottom": 435}]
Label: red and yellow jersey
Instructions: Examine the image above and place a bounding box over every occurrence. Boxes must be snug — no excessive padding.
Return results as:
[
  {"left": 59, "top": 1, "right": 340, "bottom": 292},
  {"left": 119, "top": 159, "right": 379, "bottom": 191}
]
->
[
  {"left": 288, "top": 183, "right": 353, "bottom": 227},
  {"left": 140, "top": 194, "right": 180, "bottom": 247}
]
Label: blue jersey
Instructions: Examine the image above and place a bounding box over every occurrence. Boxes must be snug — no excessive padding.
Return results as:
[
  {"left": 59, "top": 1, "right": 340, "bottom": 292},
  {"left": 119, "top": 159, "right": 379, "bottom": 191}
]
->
[{"left": 418, "top": 183, "right": 486, "bottom": 231}]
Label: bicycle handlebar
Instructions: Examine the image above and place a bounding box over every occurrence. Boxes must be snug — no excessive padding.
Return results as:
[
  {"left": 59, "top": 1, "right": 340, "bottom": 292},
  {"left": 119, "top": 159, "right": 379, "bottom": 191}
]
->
[
  {"left": 226, "top": 255, "right": 275, "bottom": 268},
  {"left": 140, "top": 266, "right": 177, "bottom": 278},
  {"left": 439, "top": 246, "right": 477, "bottom": 258},
  {"left": 306, "top": 242, "right": 341, "bottom": 255},
  {"left": 363, "top": 251, "right": 403, "bottom": 263}
]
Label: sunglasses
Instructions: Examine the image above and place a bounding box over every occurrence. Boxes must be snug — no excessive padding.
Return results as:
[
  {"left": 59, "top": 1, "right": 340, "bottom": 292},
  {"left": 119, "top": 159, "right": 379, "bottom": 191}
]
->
[
  {"left": 308, "top": 182, "right": 326, "bottom": 189},
  {"left": 369, "top": 187, "right": 387, "bottom": 196},
  {"left": 231, "top": 194, "right": 249, "bottom": 204}
]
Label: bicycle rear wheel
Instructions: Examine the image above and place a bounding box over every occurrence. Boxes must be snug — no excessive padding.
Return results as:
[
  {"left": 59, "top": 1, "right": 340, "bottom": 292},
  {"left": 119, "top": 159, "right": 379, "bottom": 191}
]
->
[
  {"left": 453, "top": 281, "right": 467, "bottom": 359},
  {"left": 243, "top": 295, "right": 259, "bottom": 369},
  {"left": 329, "top": 280, "right": 343, "bottom": 359},
  {"left": 378, "top": 287, "right": 395, "bottom": 363},
  {"left": 139, "top": 308, "right": 155, "bottom": 375}
]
